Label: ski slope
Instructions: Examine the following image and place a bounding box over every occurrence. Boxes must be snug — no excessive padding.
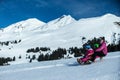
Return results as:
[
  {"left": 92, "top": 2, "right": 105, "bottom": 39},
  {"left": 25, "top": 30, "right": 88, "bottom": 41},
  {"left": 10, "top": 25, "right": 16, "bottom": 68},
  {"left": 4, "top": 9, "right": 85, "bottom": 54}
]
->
[{"left": 0, "top": 52, "right": 120, "bottom": 80}]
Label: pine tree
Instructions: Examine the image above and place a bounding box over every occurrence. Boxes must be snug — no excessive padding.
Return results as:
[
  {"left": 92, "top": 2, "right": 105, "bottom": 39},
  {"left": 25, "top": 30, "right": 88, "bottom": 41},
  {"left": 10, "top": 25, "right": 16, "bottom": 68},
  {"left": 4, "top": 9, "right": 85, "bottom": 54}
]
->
[
  {"left": 13, "top": 56, "right": 16, "bottom": 61},
  {"left": 32, "top": 55, "right": 36, "bottom": 60},
  {"left": 29, "top": 58, "right": 32, "bottom": 63},
  {"left": 37, "top": 54, "right": 44, "bottom": 62},
  {"left": 19, "top": 55, "right": 21, "bottom": 59}
]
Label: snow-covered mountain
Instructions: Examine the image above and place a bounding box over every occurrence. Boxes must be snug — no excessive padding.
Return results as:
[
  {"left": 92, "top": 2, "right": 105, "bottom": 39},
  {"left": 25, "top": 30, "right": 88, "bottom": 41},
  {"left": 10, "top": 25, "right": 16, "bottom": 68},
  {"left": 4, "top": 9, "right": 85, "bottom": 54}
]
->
[
  {"left": 0, "top": 15, "right": 76, "bottom": 40},
  {"left": 0, "top": 18, "right": 45, "bottom": 40},
  {"left": 2, "top": 15, "right": 76, "bottom": 33},
  {"left": 4, "top": 18, "right": 45, "bottom": 32},
  {"left": 39, "top": 15, "right": 76, "bottom": 31},
  {"left": 0, "top": 13, "right": 120, "bottom": 61}
]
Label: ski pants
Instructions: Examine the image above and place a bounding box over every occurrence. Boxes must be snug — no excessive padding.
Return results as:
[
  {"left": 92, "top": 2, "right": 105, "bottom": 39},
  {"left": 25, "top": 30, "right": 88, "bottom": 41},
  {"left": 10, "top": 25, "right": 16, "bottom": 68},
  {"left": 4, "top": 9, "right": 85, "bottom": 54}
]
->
[
  {"left": 80, "top": 55, "right": 92, "bottom": 62},
  {"left": 91, "top": 51, "right": 106, "bottom": 62}
]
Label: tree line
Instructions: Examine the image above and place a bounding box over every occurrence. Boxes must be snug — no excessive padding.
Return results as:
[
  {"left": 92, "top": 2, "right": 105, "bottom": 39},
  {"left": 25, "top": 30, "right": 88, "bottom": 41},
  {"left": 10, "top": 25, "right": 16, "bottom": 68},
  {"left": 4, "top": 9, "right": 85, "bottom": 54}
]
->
[
  {"left": 27, "top": 36, "right": 120, "bottom": 63},
  {"left": 0, "top": 56, "right": 16, "bottom": 66},
  {"left": 0, "top": 39, "right": 21, "bottom": 46},
  {"left": 1, "top": 36, "right": 120, "bottom": 65}
]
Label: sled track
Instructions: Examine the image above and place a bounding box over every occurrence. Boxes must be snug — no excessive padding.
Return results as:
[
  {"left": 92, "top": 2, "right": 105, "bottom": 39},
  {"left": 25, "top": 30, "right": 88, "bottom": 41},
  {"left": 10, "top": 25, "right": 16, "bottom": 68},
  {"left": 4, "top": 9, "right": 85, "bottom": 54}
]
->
[{"left": 0, "top": 55, "right": 120, "bottom": 74}]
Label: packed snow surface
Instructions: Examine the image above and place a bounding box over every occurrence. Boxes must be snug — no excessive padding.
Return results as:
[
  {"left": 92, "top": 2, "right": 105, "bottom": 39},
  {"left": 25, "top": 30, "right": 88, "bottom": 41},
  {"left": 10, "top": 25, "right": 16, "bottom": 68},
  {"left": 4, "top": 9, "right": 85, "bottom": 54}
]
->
[{"left": 0, "top": 52, "right": 120, "bottom": 80}]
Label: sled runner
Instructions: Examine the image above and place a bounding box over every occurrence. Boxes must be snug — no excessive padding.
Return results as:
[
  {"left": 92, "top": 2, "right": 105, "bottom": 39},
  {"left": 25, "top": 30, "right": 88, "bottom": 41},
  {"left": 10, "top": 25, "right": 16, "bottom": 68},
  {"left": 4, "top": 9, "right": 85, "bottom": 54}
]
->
[{"left": 77, "top": 58, "right": 92, "bottom": 65}]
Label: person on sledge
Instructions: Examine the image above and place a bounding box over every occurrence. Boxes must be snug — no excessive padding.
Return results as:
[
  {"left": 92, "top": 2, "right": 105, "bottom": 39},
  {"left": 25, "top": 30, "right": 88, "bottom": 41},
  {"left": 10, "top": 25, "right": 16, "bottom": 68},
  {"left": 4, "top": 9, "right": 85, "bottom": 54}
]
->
[
  {"left": 77, "top": 45, "right": 94, "bottom": 64},
  {"left": 91, "top": 37, "right": 108, "bottom": 62}
]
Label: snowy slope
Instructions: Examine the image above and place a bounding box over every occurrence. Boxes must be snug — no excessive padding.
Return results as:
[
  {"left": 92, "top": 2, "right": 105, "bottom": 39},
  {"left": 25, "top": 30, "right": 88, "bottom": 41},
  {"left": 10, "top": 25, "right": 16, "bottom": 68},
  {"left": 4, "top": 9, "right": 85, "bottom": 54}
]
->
[
  {"left": 4, "top": 18, "right": 45, "bottom": 32},
  {"left": 18, "top": 13, "right": 120, "bottom": 49},
  {"left": 54, "top": 13, "right": 120, "bottom": 45},
  {"left": 38, "top": 15, "right": 76, "bottom": 31},
  {"left": 0, "top": 52, "right": 120, "bottom": 80},
  {"left": 0, "top": 13, "right": 120, "bottom": 61},
  {"left": 0, "top": 18, "right": 45, "bottom": 40}
]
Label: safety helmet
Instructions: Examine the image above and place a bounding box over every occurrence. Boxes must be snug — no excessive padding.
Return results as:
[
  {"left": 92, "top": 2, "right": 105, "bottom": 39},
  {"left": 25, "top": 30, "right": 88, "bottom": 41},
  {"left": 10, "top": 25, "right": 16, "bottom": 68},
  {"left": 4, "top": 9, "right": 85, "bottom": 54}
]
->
[
  {"left": 94, "top": 43, "right": 99, "bottom": 48},
  {"left": 85, "top": 45, "right": 91, "bottom": 49}
]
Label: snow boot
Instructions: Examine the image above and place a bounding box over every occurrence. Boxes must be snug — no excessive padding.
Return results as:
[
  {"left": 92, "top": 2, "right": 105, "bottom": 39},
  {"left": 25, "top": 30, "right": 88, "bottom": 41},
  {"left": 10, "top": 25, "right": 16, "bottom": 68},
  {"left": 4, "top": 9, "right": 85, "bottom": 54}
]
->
[
  {"left": 85, "top": 60, "right": 92, "bottom": 64},
  {"left": 77, "top": 58, "right": 84, "bottom": 65}
]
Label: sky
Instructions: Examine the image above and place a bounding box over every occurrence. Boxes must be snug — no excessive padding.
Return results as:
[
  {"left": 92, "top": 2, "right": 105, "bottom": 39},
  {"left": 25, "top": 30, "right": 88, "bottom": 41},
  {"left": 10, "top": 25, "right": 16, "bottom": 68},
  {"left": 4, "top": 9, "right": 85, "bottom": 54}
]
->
[{"left": 0, "top": 0, "right": 120, "bottom": 28}]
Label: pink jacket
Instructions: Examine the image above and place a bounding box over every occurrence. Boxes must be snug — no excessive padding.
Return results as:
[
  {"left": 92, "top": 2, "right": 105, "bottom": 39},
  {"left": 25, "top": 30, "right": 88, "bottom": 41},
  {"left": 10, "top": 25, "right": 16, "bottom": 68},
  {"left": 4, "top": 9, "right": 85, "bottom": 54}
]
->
[
  {"left": 95, "top": 41, "right": 108, "bottom": 55},
  {"left": 86, "top": 49, "right": 94, "bottom": 56}
]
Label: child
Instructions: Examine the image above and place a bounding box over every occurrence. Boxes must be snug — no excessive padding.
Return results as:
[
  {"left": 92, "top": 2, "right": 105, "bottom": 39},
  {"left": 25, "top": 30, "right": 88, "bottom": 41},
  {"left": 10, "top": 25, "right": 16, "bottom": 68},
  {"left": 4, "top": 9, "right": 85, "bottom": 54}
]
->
[{"left": 77, "top": 45, "right": 94, "bottom": 64}]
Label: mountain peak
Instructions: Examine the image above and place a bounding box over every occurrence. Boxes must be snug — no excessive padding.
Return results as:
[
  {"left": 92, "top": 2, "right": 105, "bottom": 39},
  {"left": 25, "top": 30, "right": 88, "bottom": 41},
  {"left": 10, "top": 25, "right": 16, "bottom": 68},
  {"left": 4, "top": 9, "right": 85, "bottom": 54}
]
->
[
  {"left": 40, "top": 15, "right": 76, "bottom": 31},
  {"left": 58, "top": 15, "right": 76, "bottom": 21},
  {"left": 60, "top": 15, "right": 73, "bottom": 18},
  {"left": 24, "top": 18, "right": 45, "bottom": 25},
  {"left": 25, "top": 18, "right": 39, "bottom": 21},
  {"left": 55, "top": 15, "right": 76, "bottom": 25},
  {"left": 102, "top": 13, "right": 119, "bottom": 18},
  {"left": 4, "top": 18, "right": 45, "bottom": 32}
]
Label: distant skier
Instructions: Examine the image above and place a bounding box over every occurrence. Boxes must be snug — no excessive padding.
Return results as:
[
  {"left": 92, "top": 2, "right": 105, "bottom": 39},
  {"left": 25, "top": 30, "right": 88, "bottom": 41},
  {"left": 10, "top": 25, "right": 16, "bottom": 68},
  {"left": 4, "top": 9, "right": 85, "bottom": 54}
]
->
[
  {"left": 77, "top": 45, "right": 94, "bottom": 64},
  {"left": 91, "top": 37, "right": 108, "bottom": 62}
]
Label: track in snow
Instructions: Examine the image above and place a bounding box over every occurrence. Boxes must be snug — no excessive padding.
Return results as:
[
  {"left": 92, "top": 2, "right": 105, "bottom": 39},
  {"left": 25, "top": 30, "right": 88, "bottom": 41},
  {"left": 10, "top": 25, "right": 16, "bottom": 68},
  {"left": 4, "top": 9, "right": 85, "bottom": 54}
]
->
[{"left": 0, "top": 53, "right": 120, "bottom": 74}]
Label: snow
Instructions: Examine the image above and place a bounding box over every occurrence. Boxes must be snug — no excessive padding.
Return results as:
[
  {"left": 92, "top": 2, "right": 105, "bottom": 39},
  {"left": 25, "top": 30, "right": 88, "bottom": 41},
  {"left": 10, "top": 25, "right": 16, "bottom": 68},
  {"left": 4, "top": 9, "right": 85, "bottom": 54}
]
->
[
  {"left": 38, "top": 15, "right": 76, "bottom": 31},
  {"left": 0, "top": 13, "right": 119, "bottom": 65},
  {"left": 0, "top": 52, "right": 120, "bottom": 80},
  {"left": 0, "top": 13, "right": 119, "bottom": 80},
  {"left": 4, "top": 18, "right": 45, "bottom": 32}
]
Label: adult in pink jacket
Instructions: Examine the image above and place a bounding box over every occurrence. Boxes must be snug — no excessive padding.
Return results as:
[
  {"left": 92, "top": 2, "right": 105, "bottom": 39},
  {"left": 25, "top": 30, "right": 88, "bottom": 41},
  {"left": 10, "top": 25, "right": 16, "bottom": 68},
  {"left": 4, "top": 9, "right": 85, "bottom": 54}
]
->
[{"left": 91, "top": 37, "right": 108, "bottom": 62}]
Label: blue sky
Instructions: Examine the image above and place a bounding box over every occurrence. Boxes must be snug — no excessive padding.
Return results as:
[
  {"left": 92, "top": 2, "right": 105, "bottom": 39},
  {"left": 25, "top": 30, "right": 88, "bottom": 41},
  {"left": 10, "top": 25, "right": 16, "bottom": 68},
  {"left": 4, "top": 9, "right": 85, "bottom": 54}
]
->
[{"left": 0, "top": 0, "right": 120, "bottom": 28}]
